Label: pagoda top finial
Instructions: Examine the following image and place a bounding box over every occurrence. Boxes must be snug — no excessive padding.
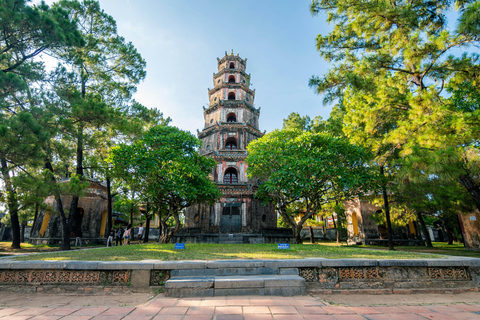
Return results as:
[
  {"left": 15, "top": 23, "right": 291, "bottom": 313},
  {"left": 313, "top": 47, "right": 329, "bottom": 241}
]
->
[{"left": 218, "top": 51, "right": 247, "bottom": 66}]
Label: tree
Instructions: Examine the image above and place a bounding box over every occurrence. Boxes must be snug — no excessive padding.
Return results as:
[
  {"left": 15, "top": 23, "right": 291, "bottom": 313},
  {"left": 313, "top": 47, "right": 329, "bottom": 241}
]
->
[
  {"left": 309, "top": 0, "right": 480, "bottom": 249},
  {"left": 246, "top": 129, "right": 376, "bottom": 244},
  {"left": 84, "top": 101, "right": 167, "bottom": 239},
  {"left": 109, "top": 125, "right": 220, "bottom": 243},
  {"left": 50, "top": 0, "right": 146, "bottom": 237},
  {"left": 282, "top": 112, "right": 311, "bottom": 131},
  {"left": 0, "top": 0, "right": 82, "bottom": 248}
]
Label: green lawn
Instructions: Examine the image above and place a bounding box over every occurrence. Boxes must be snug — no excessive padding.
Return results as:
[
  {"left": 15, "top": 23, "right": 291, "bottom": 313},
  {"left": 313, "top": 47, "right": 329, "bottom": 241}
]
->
[
  {"left": 13, "top": 242, "right": 445, "bottom": 261},
  {"left": 0, "top": 241, "right": 103, "bottom": 257},
  {"left": 360, "top": 242, "right": 480, "bottom": 259}
]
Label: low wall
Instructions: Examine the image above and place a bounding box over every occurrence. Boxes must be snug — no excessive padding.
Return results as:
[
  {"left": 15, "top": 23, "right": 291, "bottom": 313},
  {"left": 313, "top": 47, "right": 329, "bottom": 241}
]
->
[{"left": 1, "top": 257, "right": 480, "bottom": 294}]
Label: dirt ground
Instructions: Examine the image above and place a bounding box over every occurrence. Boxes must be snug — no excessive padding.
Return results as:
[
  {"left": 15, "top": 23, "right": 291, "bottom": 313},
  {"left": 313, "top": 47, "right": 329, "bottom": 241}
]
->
[{"left": 1, "top": 291, "right": 480, "bottom": 308}]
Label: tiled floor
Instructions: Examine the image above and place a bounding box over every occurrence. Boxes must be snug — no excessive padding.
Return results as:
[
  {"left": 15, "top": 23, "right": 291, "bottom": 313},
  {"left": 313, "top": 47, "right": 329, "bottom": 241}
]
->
[{"left": 1, "top": 295, "right": 480, "bottom": 319}]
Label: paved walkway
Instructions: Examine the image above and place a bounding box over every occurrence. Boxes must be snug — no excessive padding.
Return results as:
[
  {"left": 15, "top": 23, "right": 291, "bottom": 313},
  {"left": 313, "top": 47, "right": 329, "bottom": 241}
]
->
[{"left": 2, "top": 293, "right": 480, "bottom": 320}]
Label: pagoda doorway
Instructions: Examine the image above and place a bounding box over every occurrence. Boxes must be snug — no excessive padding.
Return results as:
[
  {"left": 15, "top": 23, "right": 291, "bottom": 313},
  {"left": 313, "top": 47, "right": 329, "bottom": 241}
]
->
[{"left": 220, "top": 204, "right": 241, "bottom": 233}]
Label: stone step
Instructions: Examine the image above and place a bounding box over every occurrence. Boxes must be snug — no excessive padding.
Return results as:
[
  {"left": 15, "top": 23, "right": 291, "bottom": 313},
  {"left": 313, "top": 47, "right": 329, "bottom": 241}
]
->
[
  {"left": 171, "top": 267, "right": 280, "bottom": 277},
  {"left": 165, "top": 274, "right": 306, "bottom": 297}
]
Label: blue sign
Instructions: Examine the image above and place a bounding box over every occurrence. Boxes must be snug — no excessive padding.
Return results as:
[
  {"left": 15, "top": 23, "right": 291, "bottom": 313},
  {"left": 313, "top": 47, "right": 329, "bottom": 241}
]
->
[
  {"left": 278, "top": 243, "right": 290, "bottom": 249},
  {"left": 174, "top": 243, "right": 185, "bottom": 250}
]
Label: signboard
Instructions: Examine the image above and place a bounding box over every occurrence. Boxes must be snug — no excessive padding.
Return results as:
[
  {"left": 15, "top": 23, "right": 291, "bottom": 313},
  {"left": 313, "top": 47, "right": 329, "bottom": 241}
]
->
[
  {"left": 470, "top": 216, "right": 477, "bottom": 221},
  {"left": 174, "top": 243, "right": 185, "bottom": 250},
  {"left": 278, "top": 243, "right": 290, "bottom": 249}
]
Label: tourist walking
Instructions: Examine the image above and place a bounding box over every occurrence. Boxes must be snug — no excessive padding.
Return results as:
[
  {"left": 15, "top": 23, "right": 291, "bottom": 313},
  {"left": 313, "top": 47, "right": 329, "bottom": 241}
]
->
[
  {"left": 138, "top": 223, "right": 144, "bottom": 244},
  {"left": 116, "top": 227, "right": 123, "bottom": 246},
  {"left": 106, "top": 227, "right": 114, "bottom": 247},
  {"left": 123, "top": 225, "right": 131, "bottom": 245},
  {"left": 75, "top": 229, "right": 83, "bottom": 247}
]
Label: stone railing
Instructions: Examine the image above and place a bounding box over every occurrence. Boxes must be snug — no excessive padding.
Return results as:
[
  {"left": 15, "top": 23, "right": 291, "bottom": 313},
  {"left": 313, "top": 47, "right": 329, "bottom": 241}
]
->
[{"left": 1, "top": 258, "right": 480, "bottom": 295}]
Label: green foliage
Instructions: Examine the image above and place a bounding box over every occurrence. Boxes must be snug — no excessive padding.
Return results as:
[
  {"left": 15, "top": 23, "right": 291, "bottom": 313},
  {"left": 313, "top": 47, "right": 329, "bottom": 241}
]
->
[
  {"left": 0, "top": 0, "right": 84, "bottom": 248},
  {"left": 109, "top": 125, "right": 220, "bottom": 243},
  {"left": 309, "top": 0, "right": 480, "bottom": 245},
  {"left": 277, "top": 215, "right": 290, "bottom": 228},
  {"left": 282, "top": 112, "right": 311, "bottom": 131},
  {"left": 247, "top": 129, "right": 376, "bottom": 243}
]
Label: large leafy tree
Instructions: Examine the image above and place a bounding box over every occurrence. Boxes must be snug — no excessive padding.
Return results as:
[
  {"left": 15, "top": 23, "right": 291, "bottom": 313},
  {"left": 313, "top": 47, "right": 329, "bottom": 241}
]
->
[
  {"left": 109, "top": 125, "right": 220, "bottom": 243},
  {"left": 84, "top": 101, "right": 167, "bottom": 239},
  {"left": 50, "top": 0, "right": 146, "bottom": 237},
  {"left": 246, "top": 129, "right": 376, "bottom": 244},
  {"left": 309, "top": 0, "right": 480, "bottom": 249},
  {"left": 0, "top": 0, "right": 82, "bottom": 248}
]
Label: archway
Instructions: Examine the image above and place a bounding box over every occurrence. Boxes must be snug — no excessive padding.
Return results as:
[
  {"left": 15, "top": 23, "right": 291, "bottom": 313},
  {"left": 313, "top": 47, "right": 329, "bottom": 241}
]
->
[
  {"left": 226, "top": 113, "right": 236, "bottom": 122},
  {"left": 225, "top": 138, "right": 237, "bottom": 150},
  {"left": 228, "top": 92, "right": 235, "bottom": 100},
  {"left": 229, "top": 62, "right": 235, "bottom": 69},
  {"left": 228, "top": 75, "right": 235, "bottom": 83},
  {"left": 224, "top": 168, "right": 238, "bottom": 184}
]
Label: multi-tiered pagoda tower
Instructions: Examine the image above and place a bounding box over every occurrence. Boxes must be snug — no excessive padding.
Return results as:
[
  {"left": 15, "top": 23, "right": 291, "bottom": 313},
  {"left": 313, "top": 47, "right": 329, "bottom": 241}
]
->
[{"left": 183, "top": 51, "right": 276, "bottom": 242}]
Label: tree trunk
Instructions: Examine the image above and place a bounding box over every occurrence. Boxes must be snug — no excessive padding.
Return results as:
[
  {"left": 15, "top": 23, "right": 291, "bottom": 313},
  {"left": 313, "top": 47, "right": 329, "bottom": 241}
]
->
[
  {"left": 292, "top": 224, "right": 302, "bottom": 244},
  {"left": 459, "top": 174, "right": 480, "bottom": 212},
  {"left": 380, "top": 166, "right": 394, "bottom": 250},
  {"left": 44, "top": 158, "right": 71, "bottom": 250},
  {"left": 1, "top": 158, "right": 21, "bottom": 249},
  {"left": 106, "top": 176, "right": 113, "bottom": 233},
  {"left": 30, "top": 202, "right": 39, "bottom": 240},
  {"left": 68, "top": 125, "right": 84, "bottom": 234},
  {"left": 20, "top": 223, "right": 26, "bottom": 243},
  {"left": 416, "top": 211, "right": 432, "bottom": 247},
  {"left": 322, "top": 221, "right": 326, "bottom": 240},
  {"left": 445, "top": 225, "right": 454, "bottom": 245},
  {"left": 309, "top": 226, "right": 315, "bottom": 244},
  {"left": 161, "top": 208, "right": 182, "bottom": 244},
  {"left": 159, "top": 218, "right": 169, "bottom": 243},
  {"left": 144, "top": 202, "right": 151, "bottom": 243},
  {"left": 332, "top": 215, "right": 340, "bottom": 243}
]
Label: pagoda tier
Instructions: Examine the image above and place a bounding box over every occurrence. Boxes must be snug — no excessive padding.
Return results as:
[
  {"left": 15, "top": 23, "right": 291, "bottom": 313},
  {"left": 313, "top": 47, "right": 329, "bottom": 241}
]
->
[{"left": 184, "top": 51, "right": 276, "bottom": 236}]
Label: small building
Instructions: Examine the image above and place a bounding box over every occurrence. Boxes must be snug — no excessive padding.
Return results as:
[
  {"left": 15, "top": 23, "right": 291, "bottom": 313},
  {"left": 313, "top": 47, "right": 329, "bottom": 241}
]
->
[
  {"left": 457, "top": 210, "right": 480, "bottom": 249},
  {"left": 344, "top": 199, "right": 425, "bottom": 246},
  {"left": 30, "top": 179, "right": 109, "bottom": 245}
]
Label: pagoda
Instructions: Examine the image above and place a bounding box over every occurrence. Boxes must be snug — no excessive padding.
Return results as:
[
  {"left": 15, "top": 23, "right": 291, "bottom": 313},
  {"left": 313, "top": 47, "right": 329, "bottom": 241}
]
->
[{"left": 182, "top": 51, "right": 277, "bottom": 243}]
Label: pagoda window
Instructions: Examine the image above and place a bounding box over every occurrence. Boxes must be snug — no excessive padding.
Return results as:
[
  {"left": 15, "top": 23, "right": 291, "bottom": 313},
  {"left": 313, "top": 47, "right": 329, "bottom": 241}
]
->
[
  {"left": 229, "top": 62, "right": 235, "bottom": 69},
  {"left": 228, "top": 75, "right": 235, "bottom": 83},
  {"left": 224, "top": 168, "right": 238, "bottom": 184},
  {"left": 225, "top": 138, "right": 237, "bottom": 150},
  {"left": 226, "top": 113, "right": 236, "bottom": 122},
  {"left": 228, "top": 92, "right": 235, "bottom": 100}
]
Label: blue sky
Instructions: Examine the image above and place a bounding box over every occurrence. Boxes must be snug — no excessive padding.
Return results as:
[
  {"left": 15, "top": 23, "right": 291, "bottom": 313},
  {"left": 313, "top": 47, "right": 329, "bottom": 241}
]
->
[{"left": 93, "top": 0, "right": 332, "bottom": 134}]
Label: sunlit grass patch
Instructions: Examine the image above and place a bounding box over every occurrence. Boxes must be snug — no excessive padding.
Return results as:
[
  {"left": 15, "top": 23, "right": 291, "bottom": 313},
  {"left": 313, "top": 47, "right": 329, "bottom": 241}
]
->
[{"left": 12, "top": 242, "right": 447, "bottom": 261}]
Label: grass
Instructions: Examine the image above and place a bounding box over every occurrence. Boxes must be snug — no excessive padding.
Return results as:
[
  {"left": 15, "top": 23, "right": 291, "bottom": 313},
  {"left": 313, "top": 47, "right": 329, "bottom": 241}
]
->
[
  {"left": 360, "top": 242, "right": 480, "bottom": 259},
  {"left": 0, "top": 241, "right": 103, "bottom": 257},
  {"left": 12, "top": 241, "right": 445, "bottom": 261}
]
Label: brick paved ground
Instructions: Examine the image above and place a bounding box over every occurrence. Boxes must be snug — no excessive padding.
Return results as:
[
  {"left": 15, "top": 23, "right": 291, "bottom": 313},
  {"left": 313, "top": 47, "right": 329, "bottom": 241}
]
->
[{"left": 2, "top": 294, "right": 480, "bottom": 320}]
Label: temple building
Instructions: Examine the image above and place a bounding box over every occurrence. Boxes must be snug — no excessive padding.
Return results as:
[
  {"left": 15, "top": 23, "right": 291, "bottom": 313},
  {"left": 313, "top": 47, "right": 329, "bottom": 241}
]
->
[{"left": 180, "top": 51, "right": 278, "bottom": 243}]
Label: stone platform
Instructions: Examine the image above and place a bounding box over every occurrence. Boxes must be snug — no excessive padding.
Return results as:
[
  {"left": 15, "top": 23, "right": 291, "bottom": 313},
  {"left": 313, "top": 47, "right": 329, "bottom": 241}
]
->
[{"left": 1, "top": 256, "right": 480, "bottom": 297}]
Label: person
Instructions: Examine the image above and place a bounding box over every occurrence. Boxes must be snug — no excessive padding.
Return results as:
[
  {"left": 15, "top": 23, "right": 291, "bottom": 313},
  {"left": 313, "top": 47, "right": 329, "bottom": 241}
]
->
[
  {"left": 106, "top": 227, "right": 114, "bottom": 247},
  {"left": 75, "top": 229, "right": 82, "bottom": 247},
  {"left": 138, "top": 223, "right": 144, "bottom": 244},
  {"left": 116, "top": 227, "right": 123, "bottom": 246},
  {"left": 123, "top": 225, "right": 131, "bottom": 245}
]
